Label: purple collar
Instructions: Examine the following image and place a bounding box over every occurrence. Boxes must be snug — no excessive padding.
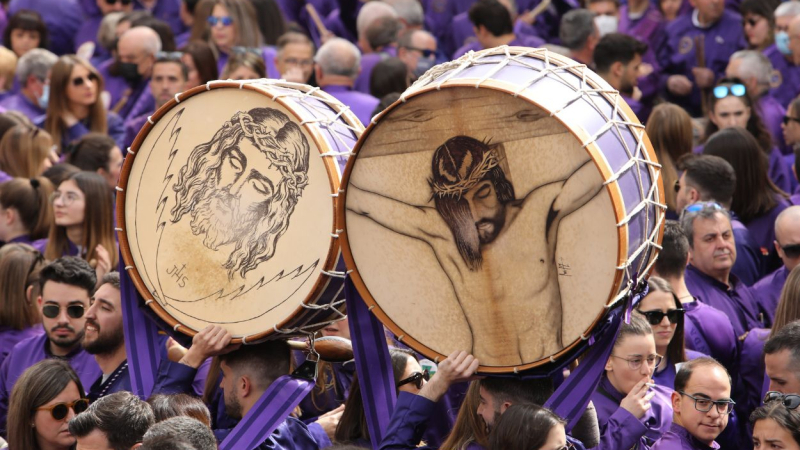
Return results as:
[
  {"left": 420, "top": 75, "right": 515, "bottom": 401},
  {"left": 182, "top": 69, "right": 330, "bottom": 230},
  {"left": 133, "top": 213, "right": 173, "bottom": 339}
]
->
[
  {"left": 686, "top": 264, "right": 737, "bottom": 292},
  {"left": 322, "top": 85, "right": 355, "bottom": 93},
  {"left": 597, "top": 375, "right": 625, "bottom": 403},
  {"left": 669, "top": 423, "right": 720, "bottom": 449}
]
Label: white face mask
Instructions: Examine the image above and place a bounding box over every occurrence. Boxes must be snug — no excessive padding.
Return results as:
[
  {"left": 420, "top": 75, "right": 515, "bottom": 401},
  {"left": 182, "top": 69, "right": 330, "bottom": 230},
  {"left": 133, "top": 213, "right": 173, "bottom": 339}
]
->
[{"left": 594, "top": 15, "right": 619, "bottom": 37}]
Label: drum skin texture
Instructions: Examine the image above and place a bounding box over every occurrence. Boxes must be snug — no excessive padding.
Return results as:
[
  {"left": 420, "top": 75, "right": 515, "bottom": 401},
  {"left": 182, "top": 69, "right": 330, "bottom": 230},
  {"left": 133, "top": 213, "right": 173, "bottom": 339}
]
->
[
  {"left": 339, "top": 46, "right": 666, "bottom": 373},
  {"left": 118, "top": 80, "right": 362, "bottom": 342}
]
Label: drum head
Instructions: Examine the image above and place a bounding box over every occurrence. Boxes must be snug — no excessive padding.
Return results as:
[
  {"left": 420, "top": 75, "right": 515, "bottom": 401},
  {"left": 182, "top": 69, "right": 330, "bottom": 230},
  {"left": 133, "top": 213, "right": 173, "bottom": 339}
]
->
[
  {"left": 119, "top": 83, "right": 344, "bottom": 340},
  {"left": 340, "top": 48, "right": 663, "bottom": 372}
]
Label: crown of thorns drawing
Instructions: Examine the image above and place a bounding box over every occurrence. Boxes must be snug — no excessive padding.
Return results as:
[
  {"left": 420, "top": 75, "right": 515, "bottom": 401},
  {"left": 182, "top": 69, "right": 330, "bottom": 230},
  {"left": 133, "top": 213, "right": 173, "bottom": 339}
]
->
[{"left": 432, "top": 146, "right": 500, "bottom": 199}]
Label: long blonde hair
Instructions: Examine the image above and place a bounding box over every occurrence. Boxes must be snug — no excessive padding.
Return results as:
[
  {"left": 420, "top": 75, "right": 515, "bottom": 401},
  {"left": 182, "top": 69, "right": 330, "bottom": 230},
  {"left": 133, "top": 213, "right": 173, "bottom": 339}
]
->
[
  {"left": 0, "top": 124, "right": 53, "bottom": 178},
  {"left": 646, "top": 103, "right": 693, "bottom": 213},
  {"left": 44, "top": 56, "right": 107, "bottom": 153},
  {"left": 439, "top": 380, "right": 489, "bottom": 450}
]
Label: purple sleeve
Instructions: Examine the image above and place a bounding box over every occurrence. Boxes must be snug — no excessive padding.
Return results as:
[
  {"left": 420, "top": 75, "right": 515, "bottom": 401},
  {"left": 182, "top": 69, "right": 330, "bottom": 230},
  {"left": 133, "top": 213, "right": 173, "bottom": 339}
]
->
[
  {"left": 379, "top": 392, "right": 437, "bottom": 450},
  {"left": 306, "top": 422, "right": 333, "bottom": 449},
  {"left": 192, "top": 357, "right": 211, "bottom": 398},
  {"left": 0, "top": 355, "right": 10, "bottom": 437},
  {"left": 107, "top": 112, "right": 126, "bottom": 150},
  {"left": 0, "top": 170, "right": 11, "bottom": 184},
  {"left": 151, "top": 360, "right": 202, "bottom": 395},
  {"left": 63, "top": 121, "right": 92, "bottom": 148},
  {"left": 736, "top": 329, "right": 768, "bottom": 427},
  {"left": 596, "top": 407, "right": 648, "bottom": 450}
]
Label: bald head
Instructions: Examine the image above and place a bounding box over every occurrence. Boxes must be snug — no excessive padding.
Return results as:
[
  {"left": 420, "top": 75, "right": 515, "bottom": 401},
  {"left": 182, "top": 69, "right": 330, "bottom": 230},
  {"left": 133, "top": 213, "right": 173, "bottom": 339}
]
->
[
  {"left": 119, "top": 26, "right": 162, "bottom": 56},
  {"left": 775, "top": 206, "right": 800, "bottom": 270},
  {"left": 118, "top": 26, "right": 161, "bottom": 79},
  {"left": 315, "top": 38, "right": 361, "bottom": 85}
]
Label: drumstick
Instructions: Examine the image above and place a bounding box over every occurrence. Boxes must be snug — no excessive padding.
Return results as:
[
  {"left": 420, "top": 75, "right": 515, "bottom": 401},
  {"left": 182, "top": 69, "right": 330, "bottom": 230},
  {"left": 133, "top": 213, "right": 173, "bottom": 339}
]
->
[
  {"left": 694, "top": 35, "right": 709, "bottom": 114},
  {"left": 522, "top": 0, "right": 552, "bottom": 25},
  {"left": 305, "top": 4, "right": 332, "bottom": 41}
]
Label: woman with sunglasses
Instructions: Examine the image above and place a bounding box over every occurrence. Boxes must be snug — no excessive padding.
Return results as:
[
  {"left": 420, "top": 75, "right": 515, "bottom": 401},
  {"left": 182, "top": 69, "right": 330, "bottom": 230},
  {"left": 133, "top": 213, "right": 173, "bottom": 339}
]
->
[
  {"left": 741, "top": 0, "right": 780, "bottom": 51},
  {"left": 0, "top": 244, "right": 47, "bottom": 368},
  {"left": 781, "top": 97, "right": 800, "bottom": 158},
  {"left": 701, "top": 78, "right": 794, "bottom": 194},
  {"left": 45, "top": 172, "right": 117, "bottom": 283},
  {"left": 206, "top": 0, "right": 266, "bottom": 74},
  {"left": 645, "top": 104, "right": 693, "bottom": 218},
  {"left": 591, "top": 314, "right": 673, "bottom": 450},
  {"left": 0, "top": 177, "right": 54, "bottom": 250},
  {"left": 751, "top": 393, "right": 800, "bottom": 450},
  {"left": 6, "top": 359, "right": 89, "bottom": 450},
  {"left": 40, "top": 55, "right": 124, "bottom": 154}
]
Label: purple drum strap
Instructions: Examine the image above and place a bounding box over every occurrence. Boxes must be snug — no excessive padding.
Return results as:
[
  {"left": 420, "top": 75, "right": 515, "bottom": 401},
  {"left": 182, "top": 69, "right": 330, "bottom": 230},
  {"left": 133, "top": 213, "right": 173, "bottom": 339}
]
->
[
  {"left": 219, "top": 375, "right": 314, "bottom": 450},
  {"left": 345, "top": 276, "right": 397, "bottom": 449},
  {"left": 120, "top": 257, "right": 161, "bottom": 398}
]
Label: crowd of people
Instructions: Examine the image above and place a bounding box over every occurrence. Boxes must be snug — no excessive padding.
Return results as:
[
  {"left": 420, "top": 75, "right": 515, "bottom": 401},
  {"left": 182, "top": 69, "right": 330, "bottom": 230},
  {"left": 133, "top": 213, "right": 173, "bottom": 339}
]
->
[{"left": 0, "top": 0, "right": 799, "bottom": 449}]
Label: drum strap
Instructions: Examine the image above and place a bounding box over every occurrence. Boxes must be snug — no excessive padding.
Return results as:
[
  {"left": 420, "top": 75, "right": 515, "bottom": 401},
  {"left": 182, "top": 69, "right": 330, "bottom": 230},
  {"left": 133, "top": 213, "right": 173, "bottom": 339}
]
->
[
  {"left": 345, "top": 276, "right": 397, "bottom": 449},
  {"left": 120, "top": 256, "right": 162, "bottom": 398}
]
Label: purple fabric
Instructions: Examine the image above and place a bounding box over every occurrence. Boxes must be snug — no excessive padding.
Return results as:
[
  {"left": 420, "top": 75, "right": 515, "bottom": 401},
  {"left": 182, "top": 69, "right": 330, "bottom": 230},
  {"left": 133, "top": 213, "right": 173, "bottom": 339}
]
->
[
  {"left": 659, "top": 10, "right": 746, "bottom": 116},
  {"left": 87, "top": 360, "right": 131, "bottom": 401},
  {"left": 764, "top": 45, "right": 800, "bottom": 109},
  {"left": 592, "top": 375, "right": 674, "bottom": 450},
  {"left": 216, "top": 48, "right": 280, "bottom": 80},
  {"left": 35, "top": 111, "right": 125, "bottom": 151},
  {"left": 215, "top": 416, "right": 320, "bottom": 450},
  {"left": 295, "top": 349, "right": 354, "bottom": 420},
  {"left": 743, "top": 196, "right": 790, "bottom": 253},
  {"left": 619, "top": 3, "right": 665, "bottom": 50},
  {"left": 730, "top": 215, "right": 764, "bottom": 287},
  {"left": 751, "top": 266, "right": 789, "bottom": 328},
  {"left": 0, "top": 93, "right": 45, "bottom": 121},
  {"left": 736, "top": 328, "right": 769, "bottom": 437},
  {"left": 0, "top": 332, "right": 101, "bottom": 436},
  {"left": 219, "top": 375, "right": 315, "bottom": 450},
  {"left": 452, "top": 34, "right": 545, "bottom": 60},
  {"left": 759, "top": 95, "right": 790, "bottom": 155},
  {"left": 769, "top": 147, "right": 794, "bottom": 194},
  {"left": 319, "top": 9, "right": 358, "bottom": 46},
  {"left": 74, "top": 16, "right": 103, "bottom": 53},
  {"left": 682, "top": 300, "right": 739, "bottom": 380},
  {"left": 322, "top": 85, "right": 379, "bottom": 129},
  {"left": 684, "top": 265, "right": 761, "bottom": 338},
  {"left": 7, "top": 234, "right": 48, "bottom": 253},
  {"left": 652, "top": 422, "right": 720, "bottom": 450},
  {"left": 135, "top": 0, "right": 186, "bottom": 36},
  {"left": 0, "top": 326, "right": 42, "bottom": 369},
  {"left": 9, "top": 0, "right": 82, "bottom": 56},
  {"left": 345, "top": 276, "right": 397, "bottom": 449},
  {"left": 124, "top": 113, "right": 150, "bottom": 150},
  {"left": 446, "top": 12, "right": 474, "bottom": 60},
  {"left": 354, "top": 46, "right": 397, "bottom": 95},
  {"left": 652, "top": 350, "right": 706, "bottom": 390},
  {"left": 120, "top": 257, "right": 161, "bottom": 399}
]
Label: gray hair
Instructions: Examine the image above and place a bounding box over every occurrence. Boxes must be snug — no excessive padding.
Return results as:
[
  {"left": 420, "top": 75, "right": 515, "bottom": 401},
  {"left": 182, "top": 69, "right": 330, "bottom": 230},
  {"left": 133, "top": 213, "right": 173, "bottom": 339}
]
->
[
  {"left": 15, "top": 48, "right": 57, "bottom": 84},
  {"left": 384, "top": 0, "right": 424, "bottom": 27},
  {"left": 730, "top": 50, "right": 774, "bottom": 87},
  {"left": 120, "top": 26, "right": 162, "bottom": 56},
  {"left": 356, "top": 1, "right": 398, "bottom": 39},
  {"left": 560, "top": 9, "right": 597, "bottom": 51},
  {"left": 679, "top": 203, "right": 731, "bottom": 248},
  {"left": 776, "top": 1, "right": 800, "bottom": 18},
  {"left": 315, "top": 37, "right": 361, "bottom": 78}
]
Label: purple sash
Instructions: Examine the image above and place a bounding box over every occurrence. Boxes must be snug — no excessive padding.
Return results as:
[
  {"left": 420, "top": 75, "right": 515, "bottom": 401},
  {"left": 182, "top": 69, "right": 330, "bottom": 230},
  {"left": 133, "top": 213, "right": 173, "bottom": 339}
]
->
[{"left": 120, "top": 255, "right": 161, "bottom": 398}]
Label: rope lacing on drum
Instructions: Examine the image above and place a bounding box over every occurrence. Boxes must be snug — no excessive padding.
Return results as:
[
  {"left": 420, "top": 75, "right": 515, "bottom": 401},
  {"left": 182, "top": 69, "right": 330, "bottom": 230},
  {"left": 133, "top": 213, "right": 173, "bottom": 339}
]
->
[{"left": 268, "top": 298, "right": 348, "bottom": 337}]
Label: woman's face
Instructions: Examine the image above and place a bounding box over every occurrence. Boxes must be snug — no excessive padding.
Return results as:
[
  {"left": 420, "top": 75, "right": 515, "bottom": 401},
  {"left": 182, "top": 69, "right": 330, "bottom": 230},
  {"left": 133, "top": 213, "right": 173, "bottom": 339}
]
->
[
  {"left": 182, "top": 54, "right": 202, "bottom": 89},
  {"left": 753, "top": 418, "right": 800, "bottom": 450},
  {"left": 744, "top": 13, "right": 771, "bottom": 49},
  {"left": 10, "top": 28, "right": 41, "bottom": 58},
  {"left": 65, "top": 64, "right": 98, "bottom": 109},
  {"left": 210, "top": 4, "right": 237, "bottom": 52},
  {"left": 605, "top": 334, "right": 657, "bottom": 395},
  {"left": 227, "top": 65, "right": 260, "bottom": 80},
  {"left": 53, "top": 179, "right": 85, "bottom": 228},
  {"left": 709, "top": 95, "right": 750, "bottom": 130},
  {"left": 635, "top": 291, "right": 678, "bottom": 351},
  {"left": 540, "top": 423, "right": 567, "bottom": 450},
  {"left": 783, "top": 105, "right": 800, "bottom": 146},
  {"left": 32, "top": 381, "right": 81, "bottom": 450},
  {"left": 660, "top": 0, "right": 682, "bottom": 21},
  {"left": 101, "top": 146, "right": 123, "bottom": 189},
  {"left": 398, "top": 355, "right": 425, "bottom": 395}
]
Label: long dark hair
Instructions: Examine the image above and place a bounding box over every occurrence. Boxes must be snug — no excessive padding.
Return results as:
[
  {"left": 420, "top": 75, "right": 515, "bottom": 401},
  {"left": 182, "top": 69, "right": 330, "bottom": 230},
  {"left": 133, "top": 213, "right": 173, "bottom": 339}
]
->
[
  {"left": 642, "top": 277, "right": 687, "bottom": 365},
  {"left": 705, "top": 78, "right": 773, "bottom": 156},
  {"left": 488, "top": 403, "right": 566, "bottom": 450}
]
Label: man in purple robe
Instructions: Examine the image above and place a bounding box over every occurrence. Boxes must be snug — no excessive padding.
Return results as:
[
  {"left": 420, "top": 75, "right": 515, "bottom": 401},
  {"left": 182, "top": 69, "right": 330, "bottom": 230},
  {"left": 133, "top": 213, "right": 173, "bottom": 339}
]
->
[
  {"left": 559, "top": 9, "right": 600, "bottom": 66},
  {"left": 680, "top": 204, "right": 762, "bottom": 339},
  {"left": 752, "top": 206, "right": 800, "bottom": 327},
  {"left": 397, "top": 29, "right": 437, "bottom": 81},
  {"left": 594, "top": 34, "right": 650, "bottom": 119},
  {"left": 316, "top": 38, "right": 379, "bottom": 128},
  {"left": 452, "top": 0, "right": 544, "bottom": 59},
  {"left": 0, "top": 257, "right": 101, "bottom": 437},
  {"left": 659, "top": 0, "right": 746, "bottom": 117},
  {"left": 8, "top": 0, "right": 82, "bottom": 56},
  {"left": 652, "top": 358, "right": 732, "bottom": 450},
  {"left": 765, "top": 3, "right": 800, "bottom": 109},
  {"left": 69, "top": 392, "right": 155, "bottom": 449},
  {"left": 100, "top": 26, "right": 160, "bottom": 121},
  {"left": 0, "top": 48, "right": 56, "bottom": 121},
  {"left": 764, "top": 320, "right": 800, "bottom": 394}
]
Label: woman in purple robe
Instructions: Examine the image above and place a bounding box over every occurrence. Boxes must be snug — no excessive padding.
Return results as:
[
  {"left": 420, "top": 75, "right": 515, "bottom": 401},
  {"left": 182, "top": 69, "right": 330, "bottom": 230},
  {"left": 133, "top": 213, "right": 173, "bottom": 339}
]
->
[
  {"left": 741, "top": 0, "right": 780, "bottom": 52},
  {"left": 0, "top": 176, "right": 53, "bottom": 251},
  {"left": 0, "top": 243, "right": 47, "bottom": 368}
]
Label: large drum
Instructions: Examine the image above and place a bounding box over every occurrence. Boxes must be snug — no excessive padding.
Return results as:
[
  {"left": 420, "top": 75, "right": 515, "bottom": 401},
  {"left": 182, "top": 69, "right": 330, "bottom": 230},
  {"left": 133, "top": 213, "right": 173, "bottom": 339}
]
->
[
  {"left": 118, "top": 80, "right": 362, "bottom": 342},
  {"left": 339, "top": 47, "right": 666, "bottom": 373}
]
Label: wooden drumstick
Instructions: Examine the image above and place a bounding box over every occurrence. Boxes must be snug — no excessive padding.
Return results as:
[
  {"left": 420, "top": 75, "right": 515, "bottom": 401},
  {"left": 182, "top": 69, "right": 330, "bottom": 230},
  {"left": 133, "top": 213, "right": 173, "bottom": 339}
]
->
[
  {"left": 288, "top": 336, "right": 354, "bottom": 362},
  {"left": 305, "top": 4, "right": 333, "bottom": 41},
  {"left": 694, "top": 35, "right": 709, "bottom": 115}
]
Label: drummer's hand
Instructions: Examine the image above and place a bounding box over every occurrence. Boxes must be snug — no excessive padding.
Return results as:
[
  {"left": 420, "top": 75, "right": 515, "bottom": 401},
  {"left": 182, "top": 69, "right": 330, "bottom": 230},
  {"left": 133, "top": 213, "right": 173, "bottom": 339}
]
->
[
  {"left": 419, "top": 351, "right": 479, "bottom": 403},
  {"left": 620, "top": 377, "right": 656, "bottom": 420},
  {"left": 692, "top": 67, "right": 715, "bottom": 89},
  {"left": 179, "top": 325, "right": 241, "bottom": 368},
  {"left": 315, "top": 404, "right": 344, "bottom": 439},
  {"left": 667, "top": 75, "right": 692, "bottom": 96},
  {"left": 92, "top": 244, "right": 112, "bottom": 287}
]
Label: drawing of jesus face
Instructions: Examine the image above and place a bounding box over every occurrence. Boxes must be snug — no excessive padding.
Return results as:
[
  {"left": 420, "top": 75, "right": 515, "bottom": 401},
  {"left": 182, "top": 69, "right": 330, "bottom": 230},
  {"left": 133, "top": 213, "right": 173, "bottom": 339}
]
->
[{"left": 463, "top": 179, "right": 507, "bottom": 244}]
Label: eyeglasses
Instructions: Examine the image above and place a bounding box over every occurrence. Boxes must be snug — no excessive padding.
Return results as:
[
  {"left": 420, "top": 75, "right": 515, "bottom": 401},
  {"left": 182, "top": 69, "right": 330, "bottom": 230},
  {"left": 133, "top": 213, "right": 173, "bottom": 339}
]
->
[
  {"left": 70, "top": 73, "right": 99, "bottom": 87},
  {"left": 35, "top": 398, "right": 90, "bottom": 421},
  {"left": 610, "top": 354, "right": 663, "bottom": 371},
  {"left": 777, "top": 241, "right": 800, "bottom": 259},
  {"left": 678, "top": 391, "right": 735, "bottom": 414},
  {"left": 403, "top": 46, "right": 435, "bottom": 58},
  {"left": 783, "top": 115, "right": 800, "bottom": 125},
  {"left": 397, "top": 370, "right": 429, "bottom": 389},
  {"left": 50, "top": 191, "right": 83, "bottom": 206},
  {"left": 282, "top": 57, "right": 314, "bottom": 67},
  {"left": 683, "top": 201, "right": 724, "bottom": 214},
  {"left": 155, "top": 51, "right": 184, "bottom": 63},
  {"left": 105, "top": 0, "right": 132, "bottom": 4},
  {"left": 744, "top": 17, "right": 763, "bottom": 27},
  {"left": 42, "top": 304, "right": 85, "bottom": 319},
  {"left": 636, "top": 308, "right": 685, "bottom": 325},
  {"left": 712, "top": 84, "right": 746, "bottom": 99},
  {"left": 764, "top": 391, "right": 800, "bottom": 409},
  {"left": 207, "top": 16, "right": 233, "bottom": 27}
]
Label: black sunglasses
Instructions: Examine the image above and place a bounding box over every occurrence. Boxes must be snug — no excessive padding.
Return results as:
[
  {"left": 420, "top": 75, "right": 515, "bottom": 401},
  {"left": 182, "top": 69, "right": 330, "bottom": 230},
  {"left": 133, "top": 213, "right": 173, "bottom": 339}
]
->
[
  {"left": 783, "top": 115, "right": 800, "bottom": 125},
  {"left": 105, "top": 0, "right": 132, "bottom": 5},
  {"left": 42, "top": 304, "right": 85, "bottom": 319},
  {"left": 71, "top": 73, "right": 99, "bottom": 87},
  {"left": 36, "top": 398, "right": 90, "bottom": 420},
  {"left": 777, "top": 241, "right": 800, "bottom": 259},
  {"left": 397, "top": 370, "right": 429, "bottom": 389},
  {"left": 764, "top": 391, "right": 800, "bottom": 410},
  {"left": 673, "top": 179, "right": 680, "bottom": 194},
  {"left": 637, "top": 308, "right": 684, "bottom": 325},
  {"left": 403, "top": 46, "right": 435, "bottom": 58}
]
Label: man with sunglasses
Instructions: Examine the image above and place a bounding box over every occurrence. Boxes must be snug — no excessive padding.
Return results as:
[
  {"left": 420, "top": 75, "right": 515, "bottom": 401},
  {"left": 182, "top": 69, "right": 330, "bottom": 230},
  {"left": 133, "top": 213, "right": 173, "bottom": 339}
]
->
[
  {"left": 397, "top": 29, "right": 437, "bottom": 80},
  {"left": 752, "top": 207, "right": 800, "bottom": 326},
  {"left": 764, "top": 321, "right": 800, "bottom": 395},
  {"left": 0, "top": 257, "right": 100, "bottom": 437},
  {"left": 652, "top": 357, "right": 733, "bottom": 450}
]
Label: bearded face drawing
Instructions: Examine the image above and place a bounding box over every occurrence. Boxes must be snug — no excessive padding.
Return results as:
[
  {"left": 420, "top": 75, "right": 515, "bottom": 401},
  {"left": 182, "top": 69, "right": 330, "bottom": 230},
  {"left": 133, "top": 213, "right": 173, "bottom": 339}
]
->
[{"left": 170, "top": 107, "right": 311, "bottom": 279}]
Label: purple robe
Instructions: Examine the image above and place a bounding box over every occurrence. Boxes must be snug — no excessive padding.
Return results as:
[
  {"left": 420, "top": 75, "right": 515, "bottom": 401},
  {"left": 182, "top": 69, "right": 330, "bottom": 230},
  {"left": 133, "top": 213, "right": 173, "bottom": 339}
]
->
[
  {"left": 592, "top": 375, "right": 673, "bottom": 450},
  {"left": 736, "top": 328, "right": 769, "bottom": 438},
  {"left": 751, "top": 266, "right": 789, "bottom": 328},
  {"left": 35, "top": 112, "right": 126, "bottom": 152},
  {"left": 98, "top": 60, "right": 153, "bottom": 121},
  {"left": 321, "top": 85, "right": 379, "bottom": 128},
  {"left": 453, "top": 34, "right": 545, "bottom": 59},
  {"left": 7, "top": 234, "right": 48, "bottom": 253},
  {"left": 217, "top": 47, "right": 280, "bottom": 80},
  {"left": 124, "top": 113, "right": 150, "bottom": 150},
  {"left": 134, "top": 0, "right": 186, "bottom": 37},
  {"left": 682, "top": 299, "right": 739, "bottom": 380},
  {"left": 74, "top": 16, "right": 103, "bottom": 54},
  {"left": 764, "top": 44, "right": 800, "bottom": 109},
  {"left": 730, "top": 215, "right": 764, "bottom": 287},
  {"left": 684, "top": 265, "right": 761, "bottom": 338},
  {"left": 445, "top": 12, "right": 475, "bottom": 59},
  {"left": 653, "top": 350, "right": 706, "bottom": 390},
  {"left": 215, "top": 417, "right": 321, "bottom": 450},
  {"left": 0, "top": 93, "right": 45, "bottom": 121},
  {"left": 759, "top": 95, "right": 790, "bottom": 155},
  {"left": 769, "top": 147, "right": 795, "bottom": 194},
  {"left": 652, "top": 423, "right": 720, "bottom": 450},
  {"left": 0, "top": 326, "right": 42, "bottom": 369},
  {"left": 659, "top": 10, "right": 746, "bottom": 116},
  {"left": 0, "top": 332, "right": 101, "bottom": 436},
  {"left": 353, "top": 46, "right": 397, "bottom": 95},
  {"left": 620, "top": 3, "right": 665, "bottom": 50},
  {"left": 9, "top": 0, "right": 83, "bottom": 56},
  {"left": 87, "top": 360, "right": 132, "bottom": 402},
  {"left": 743, "top": 196, "right": 790, "bottom": 254}
]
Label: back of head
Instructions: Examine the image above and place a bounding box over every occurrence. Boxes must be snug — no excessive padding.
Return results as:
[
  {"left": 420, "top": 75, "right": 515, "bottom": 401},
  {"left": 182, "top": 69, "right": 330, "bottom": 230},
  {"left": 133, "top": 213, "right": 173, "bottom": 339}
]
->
[
  {"left": 0, "top": 176, "right": 54, "bottom": 240},
  {"left": 481, "top": 376, "right": 554, "bottom": 407},
  {"left": 489, "top": 404, "right": 565, "bottom": 450},
  {"left": 15, "top": 47, "right": 57, "bottom": 85},
  {"left": 560, "top": 9, "right": 596, "bottom": 51},
  {"left": 249, "top": 0, "right": 287, "bottom": 46},
  {"left": 142, "top": 416, "right": 216, "bottom": 450},
  {"left": 0, "top": 46, "right": 16, "bottom": 90},
  {"left": 130, "top": 17, "right": 175, "bottom": 52},
  {"left": 729, "top": 50, "right": 774, "bottom": 88},
  {"left": 370, "top": 57, "right": 408, "bottom": 99},
  {"left": 219, "top": 340, "right": 290, "bottom": 392},
  {"left": 775, "top": 0, "right": 800, "bottom": 18},
  {"left": 41, "top": 162, "right": 80, "bottom": 189},
  {"left": 356, "top": 1, "right": 398, "bottom": 40},
  {"left": 678, "top": 154, "right": 736, "bottom": 208},
  {"left": 316, "top": 38, "right": 361, "bottom": 79},
  {"left": 147, "top": 393, "right": 212, "bottom": 427},
  {"left": 674, "top": 357, "right": 730, "bottom": 392},
  {"left": 69, "top": 391, "right": 155, "bottom": 449},
  {"left": 0, "top": 243, "right": 43, "bottom": 330},
  {"left": 0, "top": 123, "right": 53, "bottom": 178},
  {"left": 593, "top": 33, "right": 648, "bottom": 74},
  {"left": 469, "top": 0, "right": 513, "bottom": 36},
  {"left": 764, "top": 320, "right": 800, "bottom": 368},
  {"left": 440, "top": 380, "right": 489, "bottom": 450},
  {"left": 39, "top": 256, "right": 97, "bottom": 295},
  {"left": 654, "top": 220, "right": 690, "bottom": 280},
  {"left": 365, "top": 16, "right": 402, "bottom": 50},
  {"left": 66, "top": 133, "right": 116, "bottom": 173},
  {"left": 384, "top": 0, "right": 424, "bottom": 27}
]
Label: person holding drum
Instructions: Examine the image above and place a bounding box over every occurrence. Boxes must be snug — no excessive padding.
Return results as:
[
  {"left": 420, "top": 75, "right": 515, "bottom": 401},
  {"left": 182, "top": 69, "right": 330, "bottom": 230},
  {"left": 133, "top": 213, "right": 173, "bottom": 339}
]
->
[{"left": 591, "top": 314, "right": 673, "bottom": 450}]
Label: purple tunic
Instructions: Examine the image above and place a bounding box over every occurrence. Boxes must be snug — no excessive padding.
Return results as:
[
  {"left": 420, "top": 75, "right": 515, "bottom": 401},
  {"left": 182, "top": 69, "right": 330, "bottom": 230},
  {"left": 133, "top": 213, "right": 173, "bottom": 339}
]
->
[
  {"left": 743, "top": 196, "right": 790, "bottom": 254},
  {"left": 736, "top": 328, "right": 769, "bottom": 436},
  {"left": 682, "top": 299, "right": 739, "bottom": 380},
  {"left": 134, "top": 0, "right": 186, "bottom": 37},
  {"left": 217, "top": 47, "right": 280, "bottom": 80},
  {"left": 97, "top": 59, "right": 154, "bottom": 121},
  {"left": 215, "top": 417, "right": 321, "bottom": 450},
  {"left": 653, "top": 350, "right": 706, "bottom": 390},
  {"left": 769, "top": 147, "right": 795, "bottom": 194},
  {"left": 0, "top": 326, "right": 42, "bottom": 369},
  {"left": 0, "top": 93, "right": 45, "bottom": 121},
  {"left": 7, "top": 234, "right": 48, "bottom": 253},
  {"left": 9, "top": 0, "right": 83, "bottom": 56},
  {"left": 322, "top": 85, "right": 379, "bottom": 128},
  {"left": 0, "top": 333, "right": 101, "bottom": 436},
  {"left": 353, "top": 46, "right": 397, "bottom": 95},
  {"left": 619, "top": 3, "right": 665, "bottom": 50},
  {"left": 74, "top": 16, "right": 103, "bottom": 54},
  {"left": 652, "top": 422, "right": 720, "bottom": 450},
  {"left": 764, "top": 44, "right": 800, "bottom": 109},
  {"left": 124, "top": 113, "right": 150, "bottom": 150},
  {"left": 659, "top": 10, "right": 746, "bottom": 116},
  {"left": 751, "top": 266, "right": 789, "bottom": 328},
  {"left": 453, "top": 34, "right": 545, "bottom": 59},
  {"left": 759, "top": 95, "right": 790, "bottom": 155},
  {"left": 683, "top": 265, "right": 761, "bottom": 338},
  {"left": 730, "top": 215, "right": 764, "bottom": 287},
  {"left": 592, "top": 375, "right": 673, "bottom": 450},
  {"left": 35, "top": 112, "right": 126, "bottom": 152}
]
